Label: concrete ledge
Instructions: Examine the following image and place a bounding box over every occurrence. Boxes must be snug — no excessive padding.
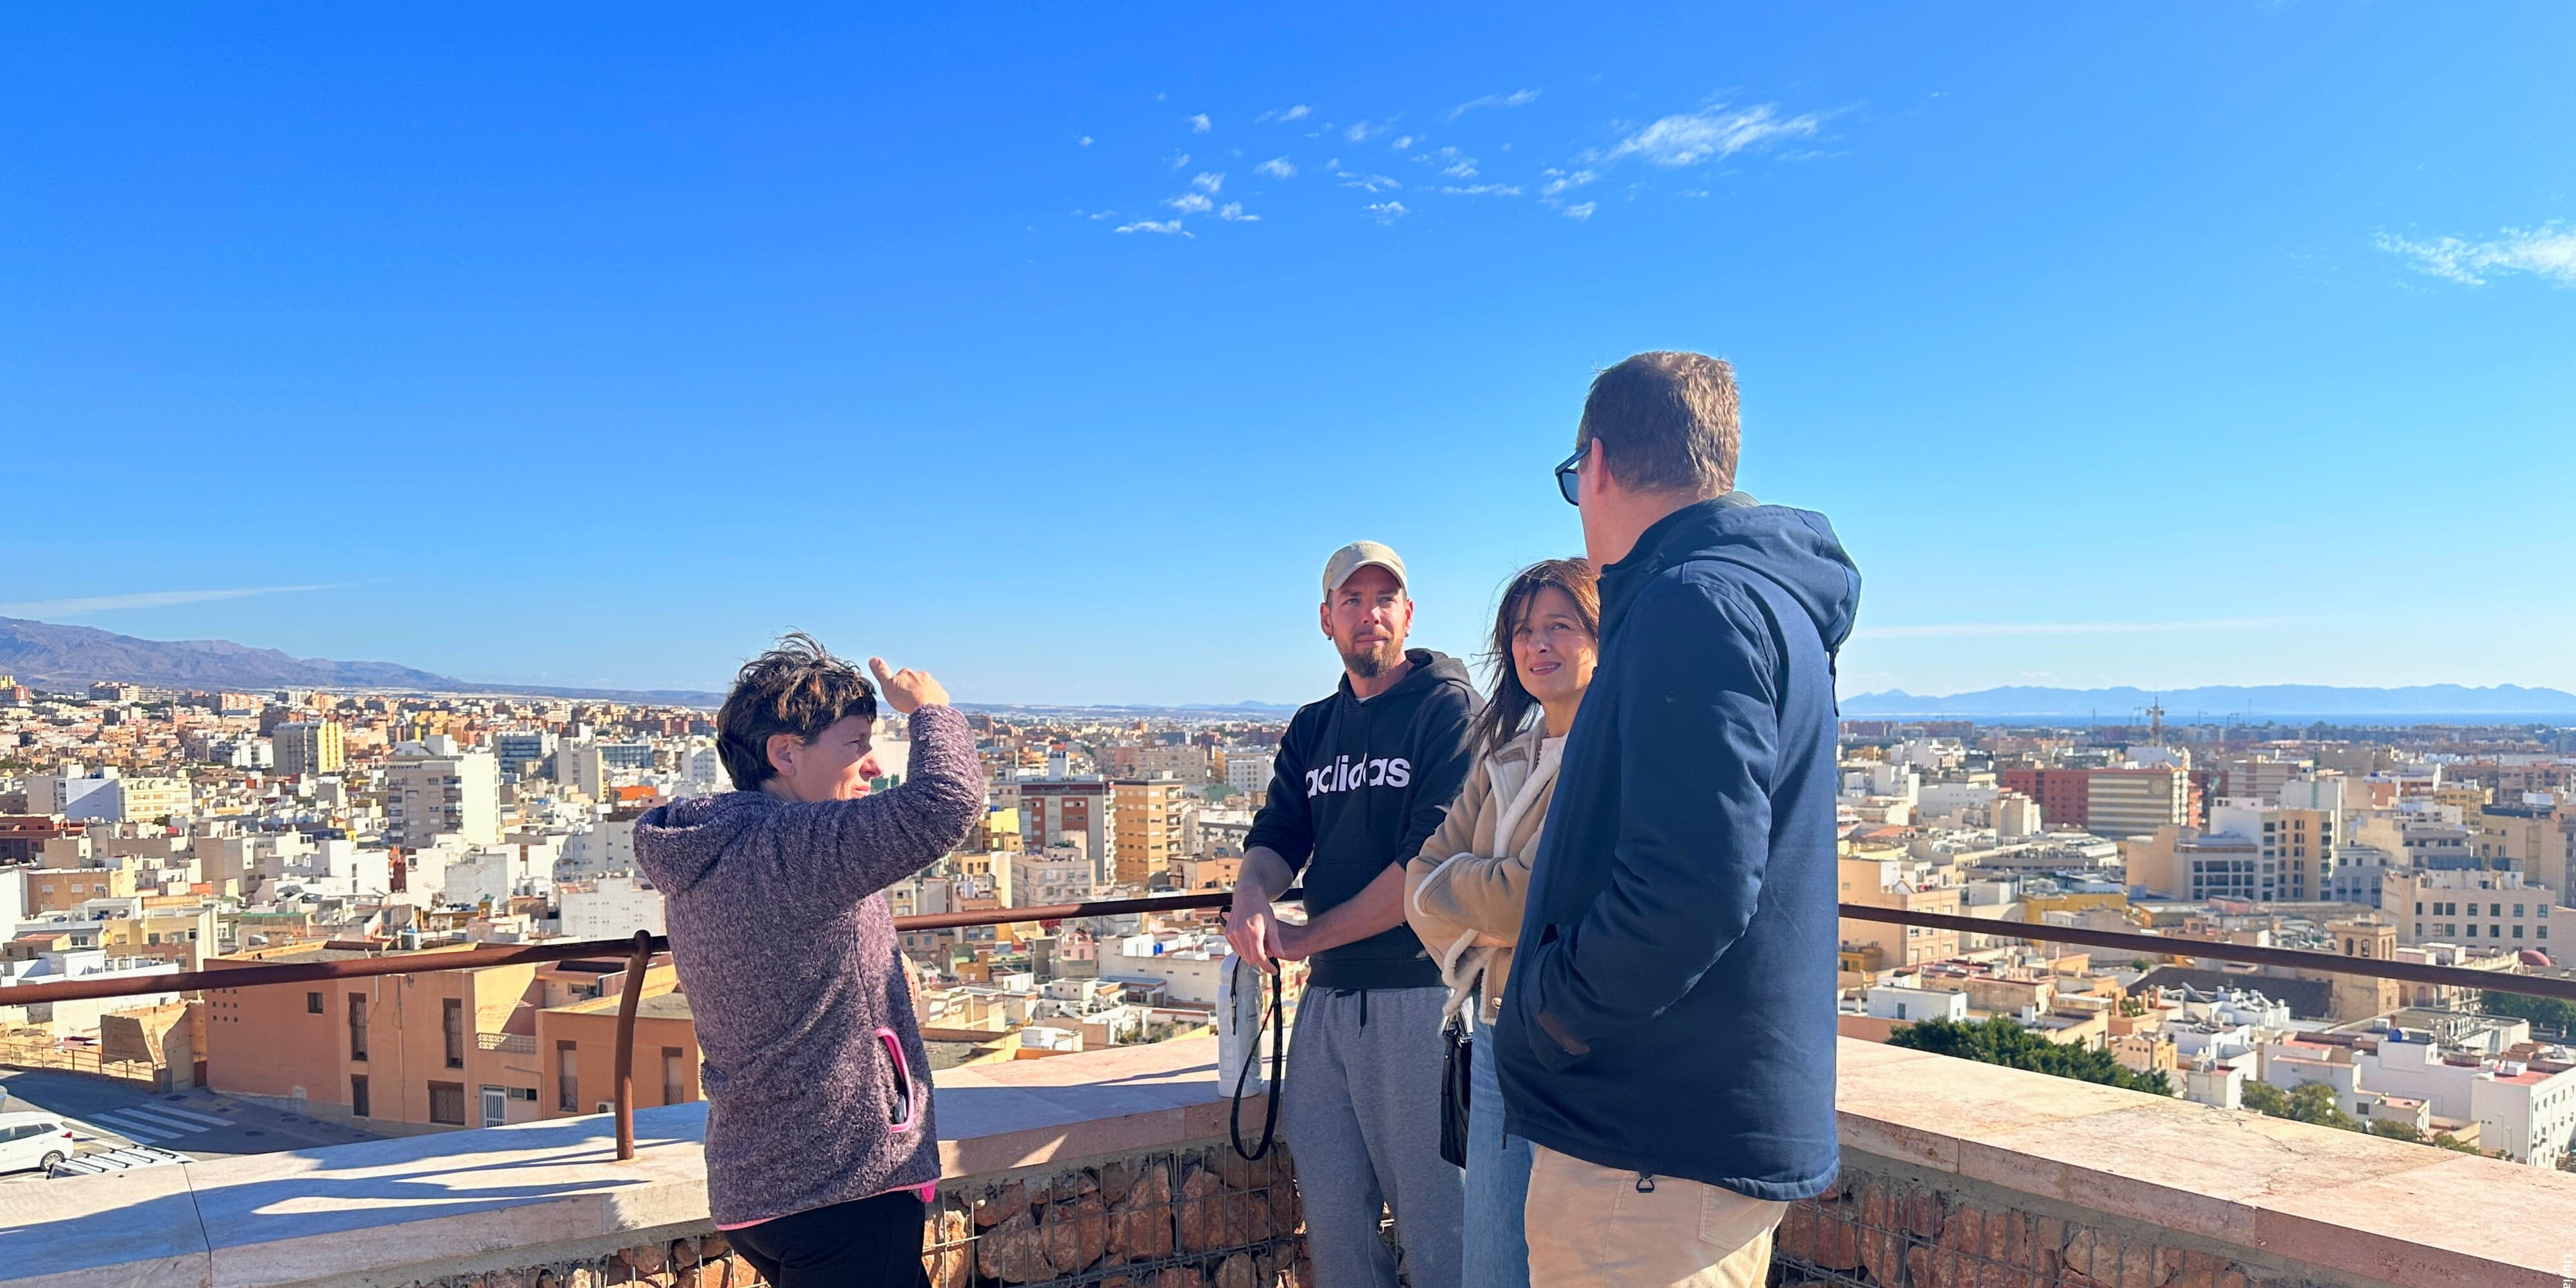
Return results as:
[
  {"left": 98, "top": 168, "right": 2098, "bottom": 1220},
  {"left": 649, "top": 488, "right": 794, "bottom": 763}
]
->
[
  {"left": 0, "top": 1038, "right": 1266, "bottom": 1288},
  {"left": 1836, "top": 1037, "right": 2576, "bottom": 1287},
  {"left": 10, "top": 1036, "right": 2575, "bottom": 1287}
]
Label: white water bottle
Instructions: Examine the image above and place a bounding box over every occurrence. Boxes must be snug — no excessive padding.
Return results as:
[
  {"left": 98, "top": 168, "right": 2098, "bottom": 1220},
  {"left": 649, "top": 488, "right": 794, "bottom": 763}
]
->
[{"left": 1217, "top": 953, "right": 1269, "bottom": 1097}]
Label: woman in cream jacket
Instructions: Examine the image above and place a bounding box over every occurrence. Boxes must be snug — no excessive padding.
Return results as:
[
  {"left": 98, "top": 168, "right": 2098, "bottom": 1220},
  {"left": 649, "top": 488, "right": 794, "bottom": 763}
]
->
[{"left": 1405, "top": 557, "right": 1599, "bottom": 1288}]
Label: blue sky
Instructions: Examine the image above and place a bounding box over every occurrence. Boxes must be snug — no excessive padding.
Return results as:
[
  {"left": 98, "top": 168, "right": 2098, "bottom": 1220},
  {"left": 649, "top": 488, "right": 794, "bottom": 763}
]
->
[{"left": 5, "top": 5, "right": 2572, "bottom": 705}]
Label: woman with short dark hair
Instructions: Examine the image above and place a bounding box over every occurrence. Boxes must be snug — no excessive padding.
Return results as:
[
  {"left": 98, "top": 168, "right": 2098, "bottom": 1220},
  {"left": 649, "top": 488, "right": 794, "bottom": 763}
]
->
[{"left": 635, "top": 633, "right": 982, "bottom": 1287}]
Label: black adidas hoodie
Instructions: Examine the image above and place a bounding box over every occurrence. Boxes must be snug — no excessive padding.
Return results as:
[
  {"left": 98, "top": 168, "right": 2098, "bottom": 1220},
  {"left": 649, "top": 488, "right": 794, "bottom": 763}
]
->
[{"left": 1245, "top": 648, "right": 1481, "bottom": 990}]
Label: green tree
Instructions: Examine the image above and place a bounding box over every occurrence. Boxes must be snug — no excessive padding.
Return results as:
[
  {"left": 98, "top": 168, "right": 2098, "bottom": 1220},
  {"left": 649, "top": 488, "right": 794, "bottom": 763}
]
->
[
  {"left": 1886, "top": 1016, "right": 2173, "bottom": 1095},
  {"left": 2241, "top": 1081, "right": 2290, "bottom": 1117},
  {"left": 2282, "top": 1082, "right": 2355, "bottom": 1129},
  {"left": 2480, "top": 990, "right": 2576, "bottom": 1035},
  {"left": 2368, "top": 1118, "right": 2424, "bottom": 1143}
]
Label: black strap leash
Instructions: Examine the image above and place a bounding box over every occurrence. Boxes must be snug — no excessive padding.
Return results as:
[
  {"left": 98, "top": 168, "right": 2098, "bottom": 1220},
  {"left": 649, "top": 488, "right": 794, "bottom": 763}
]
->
[{"left": 1228, "top": 957, "right": 1287, "bottom": 1161}]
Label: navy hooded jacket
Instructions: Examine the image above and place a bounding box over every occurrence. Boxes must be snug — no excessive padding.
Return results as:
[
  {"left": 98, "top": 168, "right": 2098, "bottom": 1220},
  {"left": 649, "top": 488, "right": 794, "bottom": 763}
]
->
[{"left": 1496, "top": 494, "right": 1860, "bottom": 1201}]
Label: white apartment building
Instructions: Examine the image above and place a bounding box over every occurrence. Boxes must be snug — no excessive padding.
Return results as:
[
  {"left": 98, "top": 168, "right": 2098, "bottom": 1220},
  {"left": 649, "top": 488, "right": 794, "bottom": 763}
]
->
[
  {"left": 1861, "top": 979, "right": 1968, "bottom": 1024},
  {"left": 1099, "top": 931, "right": 1228, "bottom": 1006},
  {"left": 33, "top": 768, "right": 192, "bottom": 824},
  {"left": 385, "top": 736, "right": 500, "bottom": 847},
  {"left": 2383, "top": 869, "right": 2564, "bottom": 949},
  {"left": 2361, "top": 1032, "right": 2576, "bottom": 1168},
  {"left": 1003, "top": 844, "right": 1095, "bottom": 909},
  {"left": 2087, "top": 767, "right": 2189, "bottom": 839},
  {"left": 1225, "top": 748, "right": 1277, "bottom": 800},
  {"left": 0, "top": 948, "right": 182, "bottom": 1036},
  {"left": 2205, "top": 802, "right": 2337, "bottom": 902},
  {"left": 555, "top": 817, "right": 641, "bottom": 881},
  {"left": 559, "top": 875, "right": 667, "bottom": 940},
  {"left": 2351, "top": 807, "right": 2475, "bottom": 871}
]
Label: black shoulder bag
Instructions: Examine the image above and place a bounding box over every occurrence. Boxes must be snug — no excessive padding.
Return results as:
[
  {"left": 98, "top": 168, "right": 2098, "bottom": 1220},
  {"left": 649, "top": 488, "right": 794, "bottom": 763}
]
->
[{"left": 1438, "top": 1014, "right": 1472, "bottom": 1168}]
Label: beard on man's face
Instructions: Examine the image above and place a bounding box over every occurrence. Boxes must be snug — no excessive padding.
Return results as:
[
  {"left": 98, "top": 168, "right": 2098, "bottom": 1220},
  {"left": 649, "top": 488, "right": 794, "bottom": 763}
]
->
[{"left": 1338, "top": 637, "right": 1405, "bottom": 680}]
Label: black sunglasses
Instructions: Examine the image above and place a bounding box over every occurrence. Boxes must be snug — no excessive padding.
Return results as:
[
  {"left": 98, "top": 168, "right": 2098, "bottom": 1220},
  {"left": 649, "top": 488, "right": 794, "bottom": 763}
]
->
[{"left": 1554, "top": 447, "right": 1584, "bottom": 506}]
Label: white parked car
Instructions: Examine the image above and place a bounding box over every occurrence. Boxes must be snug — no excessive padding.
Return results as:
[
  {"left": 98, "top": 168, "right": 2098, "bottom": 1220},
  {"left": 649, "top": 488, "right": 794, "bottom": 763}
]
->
[{"left": 0, "top": 1112, "right": 84, "bottom": 1174}]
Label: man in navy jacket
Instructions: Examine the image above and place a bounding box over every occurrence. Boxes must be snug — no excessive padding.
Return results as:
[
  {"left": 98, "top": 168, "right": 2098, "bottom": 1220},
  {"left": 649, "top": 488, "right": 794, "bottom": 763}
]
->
[{"left": 1499, "top": 352, "right": 1860, "bottom": 1287}]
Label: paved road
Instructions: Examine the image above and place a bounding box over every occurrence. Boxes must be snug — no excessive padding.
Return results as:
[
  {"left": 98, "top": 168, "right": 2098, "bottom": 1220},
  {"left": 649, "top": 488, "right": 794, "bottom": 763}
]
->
[{"left": 0, "top": 1069, "right": 382, "bottom": 1181}]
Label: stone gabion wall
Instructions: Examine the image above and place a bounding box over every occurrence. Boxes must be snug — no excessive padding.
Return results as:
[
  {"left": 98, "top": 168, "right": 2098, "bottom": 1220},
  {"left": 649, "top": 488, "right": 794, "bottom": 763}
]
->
[
  {"left": 1772, "top": 1167, "right": 2311, "bottom": 1288},
  {"left": 388, "top": 1232, "right": 757, "bottom": 1288},
  {"left": 934, "top": 1142, "right": 1308, "bottom": 1287},
  {"left": 390, "top": 1140, "right": 1308, "bottom": 1288}
]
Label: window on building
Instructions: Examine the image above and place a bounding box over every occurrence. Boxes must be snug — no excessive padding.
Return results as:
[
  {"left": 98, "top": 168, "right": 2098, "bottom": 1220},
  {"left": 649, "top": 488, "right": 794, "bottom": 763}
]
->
[
  {"left": 443, "top": 998, "right": 465, "bottom": 1069},
  {"left": 348, "top": 994, "right": 370, "bottom": 1061},
  {"left": 557, "top": 1041, "right": 580, "bottom": 1113},
  {"left": 306, "top": 991, "right": 324, "bottom": 1015},
  {"left": 2494, "top": 925, "right": 2504, "bottom": 938},
  {"left": 428, "top": 1081, "right": 466, "bottom": 1126},
  {"left": 350, "top": 1075, "right": 370, "bottom": 1118}
]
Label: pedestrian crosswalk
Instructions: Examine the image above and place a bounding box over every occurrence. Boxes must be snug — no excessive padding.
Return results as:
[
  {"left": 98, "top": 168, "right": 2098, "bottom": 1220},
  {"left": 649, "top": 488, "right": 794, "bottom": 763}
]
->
[{"left": 76, "top": 1104, "right": 232, "bottom": 1144}]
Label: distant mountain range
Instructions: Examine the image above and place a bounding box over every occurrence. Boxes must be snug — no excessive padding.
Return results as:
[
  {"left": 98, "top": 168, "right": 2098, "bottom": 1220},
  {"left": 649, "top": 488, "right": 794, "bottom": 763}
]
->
[
  {"left": 0, "top": 617, "right": 726, "bottom": 706},
  {"left": 1841, "top": 684, "right": 2576, "bottom": 721},
  {"left": 17, "top": 615, "right": 2565, "bottom": 723}
]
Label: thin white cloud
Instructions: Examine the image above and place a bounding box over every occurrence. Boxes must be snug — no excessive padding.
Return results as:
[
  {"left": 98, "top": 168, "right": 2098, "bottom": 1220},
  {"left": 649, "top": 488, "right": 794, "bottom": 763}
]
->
[
  {"left": 1540, "top": 168, "right": 1596, "bottom": 197},
  {"left": 1115, "top": 219, "right": 1191, "bottom": 237},
  {"left": 1191, "top": 172, "right": 1224, "bottom": 194},
  {"left": 1363, "top": 201, "right": 1407, "bottom": 224},
  {"left": 1255, "top": 156, "right": 1297, "bottom": 179},
  {"left": 1077, "top": 136, "right": 1094, "bottom": 147},
  {"left": 1562, "top": 202, "right": 1596, "bottom": 221},
  {"left": 1415, "top": 146, "right": 1479, "bottom": 178},
  {"left": 1216, "top": 203, "right": 1258, "bottom": 222},
  {"left": 1338, "top": 171, "right": 1403, "bottom": 194},
  {"left": 1257, "top": 105, "right": 1312, "bottom": 123},
  {"left": 1345, "top": 118, "right": 1396, "bottom": 143},
  {"left": 0, "top": 584, "right": 341, "bottom": 617},
  {"left": 1189, "top": 113, "right": 1212, "bottom": 133},
  {"left": 1850, "top": 616, "right": 2298, "bottom": 641},
  {"left": 1166, "top": 192, "right": 1215, "bottom": 214},
  {"left": 1391, "top": 134, "right": 1415, "bottom": 150},
  {"left": 1170, "top": 152, "right": 1191, "bottom": 170},
  {"left": 1446, "top": 89, "right": 1540, "bottom": 121},
  {"left": 1441, "top": 183, "right": 1523, "bottom": 197},
  {"left": 1603, "top": 103, "right": 1823, "bottom": 167},
  {"left": 2376, "top": 223, "right": 2576, "bottom": 287}
]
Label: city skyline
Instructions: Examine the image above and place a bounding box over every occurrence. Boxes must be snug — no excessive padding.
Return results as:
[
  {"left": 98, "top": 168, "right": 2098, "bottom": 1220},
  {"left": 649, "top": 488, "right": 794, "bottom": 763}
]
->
[{"left": 7, "top": 6, "right": 2572, "bottom": 704}]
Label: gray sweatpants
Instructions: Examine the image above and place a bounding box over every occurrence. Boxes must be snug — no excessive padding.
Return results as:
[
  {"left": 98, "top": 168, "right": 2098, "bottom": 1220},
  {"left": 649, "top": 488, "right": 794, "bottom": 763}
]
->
[{"left": 1280, "top": 985, "right": 1462, "bottom": 1288}]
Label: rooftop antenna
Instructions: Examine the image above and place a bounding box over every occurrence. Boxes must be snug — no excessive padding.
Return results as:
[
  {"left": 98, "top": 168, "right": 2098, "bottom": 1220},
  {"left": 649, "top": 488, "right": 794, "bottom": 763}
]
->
[{"left": 2148, "top": 696, "right": 2166, "bottom": 747}]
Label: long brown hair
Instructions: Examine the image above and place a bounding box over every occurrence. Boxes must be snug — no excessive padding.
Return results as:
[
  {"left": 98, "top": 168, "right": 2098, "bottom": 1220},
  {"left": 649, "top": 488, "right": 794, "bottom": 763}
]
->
[{"left": 1469, "top": 557, "right": 1601, "bottom": 754}]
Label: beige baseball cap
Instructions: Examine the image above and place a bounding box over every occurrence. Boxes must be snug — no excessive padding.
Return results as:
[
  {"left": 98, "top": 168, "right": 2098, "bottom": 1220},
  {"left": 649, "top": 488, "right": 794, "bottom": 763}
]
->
[{"left": 1321, "top": 541, "right": 1408, "bottom": 598}]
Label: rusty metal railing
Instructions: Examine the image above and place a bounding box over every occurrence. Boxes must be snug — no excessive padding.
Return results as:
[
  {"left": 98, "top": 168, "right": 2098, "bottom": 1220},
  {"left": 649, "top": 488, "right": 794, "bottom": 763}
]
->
[{"left": 6, "top": 889, "right": 2573, "bottom": 1160}]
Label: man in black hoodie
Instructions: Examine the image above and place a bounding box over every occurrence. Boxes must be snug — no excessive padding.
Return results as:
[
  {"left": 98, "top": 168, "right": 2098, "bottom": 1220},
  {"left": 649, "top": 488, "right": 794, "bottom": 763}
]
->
[{"left": 1228, "top": 539, "right": 1479, "bottom": 1288}]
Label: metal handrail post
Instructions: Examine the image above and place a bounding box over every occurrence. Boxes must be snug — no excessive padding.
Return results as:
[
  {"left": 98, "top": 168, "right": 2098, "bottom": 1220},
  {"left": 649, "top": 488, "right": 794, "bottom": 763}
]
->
[{"left": 613, "top": 928, "right": 651, "bottom": 1161}]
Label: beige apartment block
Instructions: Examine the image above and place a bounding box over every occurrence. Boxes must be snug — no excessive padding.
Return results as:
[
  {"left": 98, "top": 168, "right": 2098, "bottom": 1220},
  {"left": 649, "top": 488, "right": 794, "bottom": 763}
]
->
[
  {"left": 24, "top": 864, "right": 138, "bottom": 913},
  {"left": 1112, "top": 777, "right": 1193, "bottom": 886},
  {"left": 202, "top": 943, "right": 566, "bottom": 1134},
  {"left": 1837, "top": 850, "right": 1961, "bottom": 969}
]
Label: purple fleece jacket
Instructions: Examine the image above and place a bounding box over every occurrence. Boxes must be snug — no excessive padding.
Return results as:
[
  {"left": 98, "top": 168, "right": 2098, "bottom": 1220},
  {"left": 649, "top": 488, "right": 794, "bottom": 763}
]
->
[{"left": 632, "top": 705, "right": 983, "bottom": 1226}]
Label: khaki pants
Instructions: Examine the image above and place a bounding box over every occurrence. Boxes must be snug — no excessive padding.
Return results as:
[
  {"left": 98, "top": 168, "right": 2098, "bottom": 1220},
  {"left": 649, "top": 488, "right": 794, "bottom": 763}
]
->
[{"left": 1521, "top": 1144, "right": 1786, "bottom": 1288}]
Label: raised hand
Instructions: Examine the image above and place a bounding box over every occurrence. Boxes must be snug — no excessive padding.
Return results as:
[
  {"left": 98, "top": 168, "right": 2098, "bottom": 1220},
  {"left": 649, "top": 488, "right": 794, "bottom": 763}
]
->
[{"left": 867, "top": 658, "right": 951, "bottom": 715}]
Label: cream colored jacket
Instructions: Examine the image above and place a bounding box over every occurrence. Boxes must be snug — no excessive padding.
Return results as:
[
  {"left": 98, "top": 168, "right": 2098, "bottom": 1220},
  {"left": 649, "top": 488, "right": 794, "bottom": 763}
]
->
[{"left": 1403, "top": 723, "right": 1562, "bottom": 1025}]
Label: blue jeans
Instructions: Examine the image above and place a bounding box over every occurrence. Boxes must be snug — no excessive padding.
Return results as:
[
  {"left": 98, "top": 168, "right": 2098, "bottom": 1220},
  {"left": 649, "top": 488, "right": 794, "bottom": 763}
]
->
[{"left": 1465, "top": 1008, "right": 1533, "bottom": 1288}]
